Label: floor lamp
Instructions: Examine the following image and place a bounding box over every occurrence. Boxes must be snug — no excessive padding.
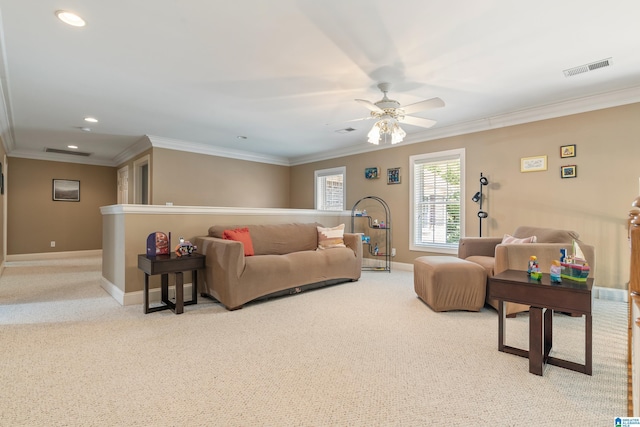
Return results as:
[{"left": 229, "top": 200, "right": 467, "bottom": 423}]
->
[{"left": 471, "top": 173, "right": 489, "bottom": 236}]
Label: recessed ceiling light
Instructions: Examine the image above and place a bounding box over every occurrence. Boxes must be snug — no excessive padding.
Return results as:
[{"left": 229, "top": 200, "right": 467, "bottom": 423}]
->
[
  {"left": 55, "top": 10, "right": 86, "bottom": 27},
  {"left": 80, "top": 127, "right": 91, "bottom": 132},
  {"left": 84, "top": 117, "right": 98, "bottom": 123},
  {"left": 237, "top": 136, "right": 248, "bottom": 140},
  {"left": 68, "top": 145, "right": 78, "bottom": 149}
]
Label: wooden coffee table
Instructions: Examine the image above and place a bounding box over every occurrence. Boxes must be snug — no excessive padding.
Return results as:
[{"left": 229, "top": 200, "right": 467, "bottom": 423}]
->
[{"left": 488, "top": 269, "right": 593, "bottom": 376}]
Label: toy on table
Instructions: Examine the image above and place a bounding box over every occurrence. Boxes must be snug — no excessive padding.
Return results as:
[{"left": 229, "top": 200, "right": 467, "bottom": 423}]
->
[
  {"left": 527, "top": 255, "right": 538, "bottom": 276},
  {"left": 560, "top": 240, "right": 590, "bottom": 282},
  {"left": 550, "top": 260, "right": 562, "bottom": 283},
  {"left": 146, "top": 231, "right": 170, "bottom": 257},
  {"left": 174, "top": 237, "right": 197, "bottom": 257},
  {"left": 527, "top": 255, "right": 542, "bottom": 280}
]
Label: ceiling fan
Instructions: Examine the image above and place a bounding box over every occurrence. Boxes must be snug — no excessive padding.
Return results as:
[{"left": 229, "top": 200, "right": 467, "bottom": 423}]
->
[{"left": 351, "top": 83, "right": 445, "bottom": 145}]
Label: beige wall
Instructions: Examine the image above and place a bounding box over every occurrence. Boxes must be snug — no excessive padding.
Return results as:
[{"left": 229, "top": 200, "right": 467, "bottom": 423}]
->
[
  {"left": 7, "top": 158, "right": 117, "bottom": 254},
  {"left": 0, "top": 140, "right": 6, "bottom": 267},
  {"left": 291, "top": 103, "right": 640, "bottom": 289},
  {"left": 150, "top": 148, "right": 290, "bottom": 208}
]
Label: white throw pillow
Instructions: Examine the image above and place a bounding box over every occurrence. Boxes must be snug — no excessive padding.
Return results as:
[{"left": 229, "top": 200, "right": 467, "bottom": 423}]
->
[
  {"left": 502, "top": 234, "right": 537, "bottom": 244},
  {"left": 317, "top": 224, "right": 346, "bottom": 250}
]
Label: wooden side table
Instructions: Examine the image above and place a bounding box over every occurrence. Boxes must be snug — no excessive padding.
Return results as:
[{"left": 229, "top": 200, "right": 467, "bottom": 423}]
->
[
  {"left": 489, "top": 269, "right": 593, "bottom": 376},
  {"left": 137, "top": 253, "right": 206, "bottom": 314}
]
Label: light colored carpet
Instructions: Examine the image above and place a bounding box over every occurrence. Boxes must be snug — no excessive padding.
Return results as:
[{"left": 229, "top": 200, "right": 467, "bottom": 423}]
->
[{"left": 0, "top": 256, "right": 628, "bottom": 426}]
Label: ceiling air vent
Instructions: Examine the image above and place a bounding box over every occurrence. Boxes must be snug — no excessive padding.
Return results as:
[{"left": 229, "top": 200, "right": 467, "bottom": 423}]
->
[
  {"left": 563, "top": 58, "right": 612, "bottom": 77},
  {"left": 45, "top": 148, "right": 92, "bottom": 156},
  {"left": 335, "top": 127, "right": 357, "bottom": 134}
]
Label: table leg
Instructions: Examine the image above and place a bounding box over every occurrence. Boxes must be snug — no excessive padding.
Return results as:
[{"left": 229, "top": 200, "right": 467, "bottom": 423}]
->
[
  {"left": 585, "top": 313, "right": 592, "bottom": 375},
  {"left": 161, "top": 274, "right": 169, "bottom": 304},
  {"left": 529, "top": 307, "right": 543, "bottom": 376},
  {"left": 192, "top": 269, "right": 198, "bottom": 304},
  {"left": 498, "top": 300, "right": 505, "bottom": 351},
  {"left": 143, "top": 273, "right": 150, "bottom": 314},
  {"left": 175, "top": 272, "right": 184, "bottom": 314},
  {"left": 544, "top": 308, "right": 553, "bottom": 360}
]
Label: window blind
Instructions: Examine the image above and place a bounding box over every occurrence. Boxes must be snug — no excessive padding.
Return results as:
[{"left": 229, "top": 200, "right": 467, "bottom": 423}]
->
[{"left": 412, "top": 154, "right": 461, "bottom": 249}]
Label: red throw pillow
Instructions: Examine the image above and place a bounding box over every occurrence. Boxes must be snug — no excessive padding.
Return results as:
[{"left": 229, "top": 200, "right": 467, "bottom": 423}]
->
[{"left": 222, "top": 227, "right": 255, "bottom": 256}]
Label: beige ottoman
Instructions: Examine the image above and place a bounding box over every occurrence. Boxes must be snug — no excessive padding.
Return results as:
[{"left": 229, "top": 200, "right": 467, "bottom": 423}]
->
[{"left": 414, "top": 256, "right": 487, "bottom": 312}]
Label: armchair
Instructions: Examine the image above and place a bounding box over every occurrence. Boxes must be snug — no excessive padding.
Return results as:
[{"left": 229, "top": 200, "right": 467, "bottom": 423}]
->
[{"left": 458, "top": 226, "right": 596, "bottom": 316}]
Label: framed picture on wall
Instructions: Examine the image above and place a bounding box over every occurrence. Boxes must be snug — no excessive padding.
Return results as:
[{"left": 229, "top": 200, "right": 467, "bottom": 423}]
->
[
  {"left": 387, "top": 167, "right": 401, "bottom": 184},
  {"left": 520, "top": 155, "right": 547, "bottom": 172},
  {"left": 53, "top": 179, "right": 80, "bottom": 201},
  {"left": 560, "top": 144, "right": 576, "bottom": 158},
  {"left": 364, "top": 167, "right": 379, "bottom": 179},
  {"left": 561, "top": 165, "right": 577, "bottom": 179}
]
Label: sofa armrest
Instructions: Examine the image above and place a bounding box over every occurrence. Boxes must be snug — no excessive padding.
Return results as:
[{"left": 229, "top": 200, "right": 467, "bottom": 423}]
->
[
  {"left": 458, "top": 237, "right": 502, "bottom": 259},
  {"left": 495, "top": 242, "right": 595, "bottom": 279},
  {"left": 343, "top": 233, "right": 363, "bottom": 261},
  {"left": 195, "top": 236, "right": 245, "bottom": 298}
]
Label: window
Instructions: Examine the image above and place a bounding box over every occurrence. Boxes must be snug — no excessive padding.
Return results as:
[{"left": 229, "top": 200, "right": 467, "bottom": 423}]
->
[
  {"left": 410, "top": 149, "right": 465, "bottom": 253},
  {"left": 315, "top": 166, "right": 346, "bottom": 211}
]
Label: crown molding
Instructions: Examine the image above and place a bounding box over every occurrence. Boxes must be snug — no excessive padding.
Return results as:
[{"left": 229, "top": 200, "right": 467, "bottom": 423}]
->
[
  {"left": 111, "top": 135, "right": 152, "bottom": 166},
  {"left": 146, "top": 135, "right": 291, "bottom": 166},
  {"left": 288, "top": 85, "right": 640, "bottom": 165}
]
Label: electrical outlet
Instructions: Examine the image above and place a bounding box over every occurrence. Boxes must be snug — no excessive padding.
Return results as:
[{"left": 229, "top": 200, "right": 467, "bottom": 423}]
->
[
  {"left": 391, "top": 248, "right": 396, "bottom": 257},
  {"left": 50, "top": 241, "right": 56, "bottom": 248}
]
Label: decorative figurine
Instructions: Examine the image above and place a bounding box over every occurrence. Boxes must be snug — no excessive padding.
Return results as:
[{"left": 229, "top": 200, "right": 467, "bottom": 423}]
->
[
  {"left": 560, "top": 248, "right": 567, "bottom": 263},
  {"left": 527, "top": 255, "right": 537, "bottom": 276},
  {"left": 550, "top": 260, "right": 562, "bottom": 283},
  {"left": 146, "top": 231, "right": 170, "bottom": 257},
  {"left": 374, "top": 243, "right": 379, "bottom": 256},
  {"left": 174, "top": 237, "right": 197, "bottom": 257}
]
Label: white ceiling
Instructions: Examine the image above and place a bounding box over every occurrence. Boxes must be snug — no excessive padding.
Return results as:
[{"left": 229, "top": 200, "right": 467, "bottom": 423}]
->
[{"left": 1, "top": 1, "right": 639, "bottom": 167}]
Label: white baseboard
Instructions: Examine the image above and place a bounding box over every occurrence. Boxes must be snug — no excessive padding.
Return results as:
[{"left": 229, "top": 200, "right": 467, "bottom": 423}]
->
[
  {"left": 6, "top": 249, "right": 102, "bottom": 262},
  {"left": 594, "top": 286, "right": 628, "bottom": 302},
  {"left": 100, "top": 277, "right": 195, "bottom": 306}
]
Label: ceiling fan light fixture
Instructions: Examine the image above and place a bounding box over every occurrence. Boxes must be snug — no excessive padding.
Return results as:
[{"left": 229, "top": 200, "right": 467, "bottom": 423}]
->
[
  {"left": 367, "top": 123, "right": 381, "bottom": 145},
  {"left": 55, "top": 10, "right": 86, "bottom": 27},
  {"left": 367, "top": 118, "right": 406, "bottom": 145}
]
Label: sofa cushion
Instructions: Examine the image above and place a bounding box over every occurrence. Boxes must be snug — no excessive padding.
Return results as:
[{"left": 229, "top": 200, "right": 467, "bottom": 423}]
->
[
  {"left": 513, "top": 226, "right": 579, "bottom": 243},
  {"left": 502, "top": 234, "right": 537, "bottom": 244},
  {"left": 209, "top": 223, "right": 320, "bottom": 255},
  {"left": 317, "top": 224, "right": 346, "bottom": 250},
  {"left": 223, "top": 227, "right": 255, "bottom": 256}
]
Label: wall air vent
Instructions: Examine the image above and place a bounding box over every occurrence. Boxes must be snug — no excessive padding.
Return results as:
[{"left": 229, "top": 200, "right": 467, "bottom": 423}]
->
[
  {"left": 335, "top": 127, "right": 356, "bottom": 134},
  {"left": 45, "top": 148, "right": 92, "bottom": 156},
  {"left": 563, "top": 58, "right": 612, "bottom": 77}
]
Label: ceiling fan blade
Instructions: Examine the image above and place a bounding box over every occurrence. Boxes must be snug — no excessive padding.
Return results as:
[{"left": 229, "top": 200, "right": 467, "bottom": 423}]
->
[
  {"left": 400, "top": 115, "right": 437, "bottom": 129},
  {"left": 355, "top": 99, "right": 384, "bottom": 113},
  {"left": 402, "top": 97, "right": 445, "bottom": 114}
]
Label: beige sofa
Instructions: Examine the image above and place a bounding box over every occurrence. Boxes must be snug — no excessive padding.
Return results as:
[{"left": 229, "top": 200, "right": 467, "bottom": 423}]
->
[
  {"left": 195, "top": 223, "right": 362, "bottom": 310},
  {"left": 458, "top": 226, "right": 595, "bottom": 316}
]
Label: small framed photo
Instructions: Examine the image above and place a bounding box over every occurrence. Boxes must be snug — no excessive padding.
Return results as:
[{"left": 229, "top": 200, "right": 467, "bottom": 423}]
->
[
  {"left": 560, "top": 144, "right": 576, "bottom": 158},
  {"left": 364, "top": 167, "right": 379, "bottom": 179},
  {"left": 53, "top": 179, "right": 80, "bottom": 202},
  {"left": 387, "top": 167, "right": 401, "bottom": 185},
  {"left": 520, "top": 155, "right": 547, "bottom": 173},
  {"left": 561, "top": 165, "right": 577, "bottom": 179}
]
